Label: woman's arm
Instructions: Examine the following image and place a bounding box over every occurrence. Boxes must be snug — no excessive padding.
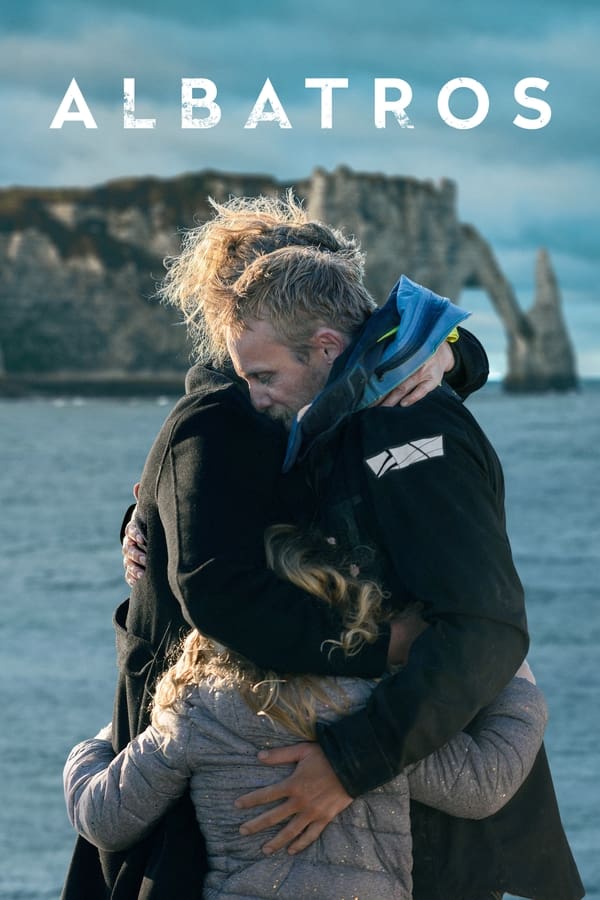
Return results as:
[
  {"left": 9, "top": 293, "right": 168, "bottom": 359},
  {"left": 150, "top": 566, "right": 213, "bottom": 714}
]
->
[
  {"left": 63, "top": 715, "right": 192, "bottom": 852},
  {"left": 406, "top": 677, "right": 547, "bottom": 819}
]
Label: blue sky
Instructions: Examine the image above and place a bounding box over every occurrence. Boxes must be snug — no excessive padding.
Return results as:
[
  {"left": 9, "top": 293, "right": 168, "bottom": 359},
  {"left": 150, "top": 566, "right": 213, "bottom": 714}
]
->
[{"left": 1, "top": 0, "right": 599, "bottom": 375}]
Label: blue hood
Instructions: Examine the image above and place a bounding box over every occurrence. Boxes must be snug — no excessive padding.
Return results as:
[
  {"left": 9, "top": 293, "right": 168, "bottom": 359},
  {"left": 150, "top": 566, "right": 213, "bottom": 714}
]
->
[{"left": 282, "top": 275, "right": 469, "bottom": 472}]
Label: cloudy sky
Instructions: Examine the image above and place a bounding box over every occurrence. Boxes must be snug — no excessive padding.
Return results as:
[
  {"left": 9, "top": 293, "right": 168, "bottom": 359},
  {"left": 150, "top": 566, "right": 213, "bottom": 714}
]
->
[{"left": 1, "top": 0, "right": 598, "bottom": 375}]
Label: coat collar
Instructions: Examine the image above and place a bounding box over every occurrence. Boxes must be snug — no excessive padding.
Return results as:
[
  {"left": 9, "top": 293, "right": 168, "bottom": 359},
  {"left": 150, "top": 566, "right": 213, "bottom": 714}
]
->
[{"left": 283, "top": 275, "right": 469, "bottom": 472}]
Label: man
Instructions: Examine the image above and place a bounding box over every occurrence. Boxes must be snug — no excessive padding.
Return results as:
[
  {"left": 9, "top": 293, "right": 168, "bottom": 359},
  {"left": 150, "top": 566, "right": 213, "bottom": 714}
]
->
[
  {"left": 219, "top": 287, "right": 583, "bottom": 900},
  {"left": 175, "top": 202, "right": 581, "bottom": 900},
  {"left": 62, "top": 199, "right": 483, "bottom": 900}
]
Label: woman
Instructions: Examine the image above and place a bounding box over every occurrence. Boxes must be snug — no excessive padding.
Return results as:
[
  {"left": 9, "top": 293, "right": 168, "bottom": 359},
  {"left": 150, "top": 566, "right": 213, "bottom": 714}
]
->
[{"left": 65, "top": 526, "right": 546, "bottom": 900}]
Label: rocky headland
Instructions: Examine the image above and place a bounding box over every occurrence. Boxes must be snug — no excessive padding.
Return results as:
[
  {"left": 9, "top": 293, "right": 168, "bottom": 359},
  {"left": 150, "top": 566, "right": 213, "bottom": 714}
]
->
[{"left": 0, "top": 166, "right": 578, "bottom": 394}]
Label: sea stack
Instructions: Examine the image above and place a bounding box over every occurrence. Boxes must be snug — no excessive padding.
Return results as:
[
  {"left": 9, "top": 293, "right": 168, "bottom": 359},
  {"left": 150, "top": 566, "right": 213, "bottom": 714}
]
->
[{"left": 504, "top": 249, "right": 578, "bottom": 393}]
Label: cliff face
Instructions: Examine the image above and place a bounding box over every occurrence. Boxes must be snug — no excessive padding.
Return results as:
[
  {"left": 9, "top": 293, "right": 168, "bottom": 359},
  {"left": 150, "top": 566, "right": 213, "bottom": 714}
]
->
[
  {"left": 0, "top": 167, "right": 578, "bottom": 392},
  {"left": 0, "top": 172, "right": 281, "bottom": 386}
]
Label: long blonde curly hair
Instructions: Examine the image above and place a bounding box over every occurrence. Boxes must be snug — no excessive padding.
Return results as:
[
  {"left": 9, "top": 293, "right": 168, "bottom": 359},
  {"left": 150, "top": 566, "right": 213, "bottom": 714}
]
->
[{"left": 151, "top": 525, "right": 386, "bottom": 741}]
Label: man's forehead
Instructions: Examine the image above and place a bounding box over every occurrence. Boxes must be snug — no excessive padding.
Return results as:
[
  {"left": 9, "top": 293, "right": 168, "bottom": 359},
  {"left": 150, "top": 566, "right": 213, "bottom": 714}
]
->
[{"left": 226, "top": 320, "right": 287, "bottom": 374}]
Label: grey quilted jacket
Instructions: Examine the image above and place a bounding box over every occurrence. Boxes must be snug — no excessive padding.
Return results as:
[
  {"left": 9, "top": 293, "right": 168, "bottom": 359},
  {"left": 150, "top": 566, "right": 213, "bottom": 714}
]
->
[{"left": 64, "top": 676, "right": 546, "bottom": 900}]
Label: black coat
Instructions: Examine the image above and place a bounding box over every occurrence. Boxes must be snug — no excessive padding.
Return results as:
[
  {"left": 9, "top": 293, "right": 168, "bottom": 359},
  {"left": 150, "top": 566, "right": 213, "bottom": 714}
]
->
[{"left": 302, "top": 387, "right": 583, "bottom": 900}]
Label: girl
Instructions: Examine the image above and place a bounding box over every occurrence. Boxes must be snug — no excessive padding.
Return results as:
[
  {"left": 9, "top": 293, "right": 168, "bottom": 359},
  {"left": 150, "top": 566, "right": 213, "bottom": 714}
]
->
[{"left": 64, "top": 526, "right": 546, "bottom": 900}]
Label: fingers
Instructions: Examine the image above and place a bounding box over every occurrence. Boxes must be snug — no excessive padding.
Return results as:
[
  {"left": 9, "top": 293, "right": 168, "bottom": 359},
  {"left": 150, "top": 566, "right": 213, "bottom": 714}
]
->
[
  {"left": 286, "top": 820, "right": 327, "bottom": 855},
  {"left": 396, "top": 379, "right": 438, "bottom": 407},
  {"left": 237, "top": 797, "right": 331, "bottom": 856},
  {"left": 380, "top": 343, "right": 454, "bottom": 408},
  {"left": 379, "top": 368, "right": 439, "bottom": 409},
  {"left": 122, "top": 535, "right": 147, "bottom": 567},
  {"left": 438, "top": 340, "right": 455, "bottom": 374},
  {"left": 256, "top": 744, "right": 313, "bottom": 766},
  {"left": 261, "top": 813, "right": 321, "bottom": 856},
  {"left": 124, "top": 564, "right": 144, "bottom": 587},
  {"left": 239, "top": 804, "right": 325, "bottom": 856},
  {"left": 379, "top": 378, "right": 436, "bottom": 408},
  {"left": 238, "top": 798, "right": 296, "bottom": 836},
  {"left": 125, "top": 519, "right": 147, "bottom": 550},
  {"left": 235, "top": 743, "right": 352, "bottom": 856},
  {"left": 378, "top": 384, "right": 409, "bottom": 407},
  {"left": 122, "top": 520, "right": 147, "bottom": 586},
  {"left": 235, "top": 778, "right": 291, "bottom": 812}
]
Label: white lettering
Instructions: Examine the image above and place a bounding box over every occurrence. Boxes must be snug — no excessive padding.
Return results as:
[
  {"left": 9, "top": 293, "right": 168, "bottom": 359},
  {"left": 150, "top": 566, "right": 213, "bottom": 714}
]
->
[
  {"left": 438, "top": 78, "right": 489, "bottom": 130},
  {"left": 181, "top": 78, "right": 221, "bottom": 128},
  {"left": 374, "top": 78, "right": 414, "bottom": 129},
  {"left": 244, "top": 78, "right": 292, "bottom": 129},
  {"left": 123, "top": 78, "right": 156, "bottom": 129},
  {"left": 513, "top": 77, "right": 551, "bottom": 130},
  {"left": 49, "top": 78, "right": 97, "bottom": 129},
  {"left": 49, "top": 76, "right": 553, "bottom": 133},
  {"left": 304, "top": 77, "right": 349, "bottom": 129}
]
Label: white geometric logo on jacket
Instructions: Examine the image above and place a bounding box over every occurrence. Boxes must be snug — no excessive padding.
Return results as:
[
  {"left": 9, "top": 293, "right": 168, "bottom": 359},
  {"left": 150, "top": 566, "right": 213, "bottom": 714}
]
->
[{"left": 365, "top": 435, "right": 444, "bottom": 478}]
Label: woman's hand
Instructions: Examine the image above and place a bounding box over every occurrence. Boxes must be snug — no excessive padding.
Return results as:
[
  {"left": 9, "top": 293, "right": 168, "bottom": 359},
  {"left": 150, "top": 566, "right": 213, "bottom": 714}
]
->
[
  {"left": 122, "top": 483, "right": 147, "bottom": 586},
  {"left": 379, "top": 341, "right": 454, "bottom": 408},
  {"left": 122, "top": 517, "right": 147, "bottom": 586}
]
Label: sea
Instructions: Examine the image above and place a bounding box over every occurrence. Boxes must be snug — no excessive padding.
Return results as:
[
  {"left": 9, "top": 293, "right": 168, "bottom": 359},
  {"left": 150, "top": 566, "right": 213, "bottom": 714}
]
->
[{"left": 0, "top": 382, "right": 598, "bottom": 900}]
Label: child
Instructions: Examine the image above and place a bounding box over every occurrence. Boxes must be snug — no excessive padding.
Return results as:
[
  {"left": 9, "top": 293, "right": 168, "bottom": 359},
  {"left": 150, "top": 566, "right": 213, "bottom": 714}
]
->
[{"left": 65, "top": 526, "right": 546, "bottom": 900}]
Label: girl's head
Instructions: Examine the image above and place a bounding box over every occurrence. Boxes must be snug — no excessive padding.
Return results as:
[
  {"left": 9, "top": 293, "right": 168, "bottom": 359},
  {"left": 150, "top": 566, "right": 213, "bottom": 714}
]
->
[
  {"left": 264, "top": 524, "right": 385, "bottom": 658},
  {"left": 152, "top": 526, "right": 417, "bottom": 741}
]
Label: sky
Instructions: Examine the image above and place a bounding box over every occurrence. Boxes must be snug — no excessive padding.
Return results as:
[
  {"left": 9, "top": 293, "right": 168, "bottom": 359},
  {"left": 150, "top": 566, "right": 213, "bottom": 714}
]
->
[{"left": 1, "top": 0, "right": 599, "bottom": 376}]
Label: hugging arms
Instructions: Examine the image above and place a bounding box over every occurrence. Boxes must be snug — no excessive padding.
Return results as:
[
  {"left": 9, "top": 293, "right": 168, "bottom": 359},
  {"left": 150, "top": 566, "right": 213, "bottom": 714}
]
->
[{"left": 62, "top": 192, "right": 582, "bottom": 900}]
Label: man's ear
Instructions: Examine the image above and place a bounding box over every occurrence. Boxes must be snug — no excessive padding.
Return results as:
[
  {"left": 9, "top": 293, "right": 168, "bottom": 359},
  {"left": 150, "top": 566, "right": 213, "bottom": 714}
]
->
[{"left": 312, "top": 327, "right": 348, "bottom": 365}]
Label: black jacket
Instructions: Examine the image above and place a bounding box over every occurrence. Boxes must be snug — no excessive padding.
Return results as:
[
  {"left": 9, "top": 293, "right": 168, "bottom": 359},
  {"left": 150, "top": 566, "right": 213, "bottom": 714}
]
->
[
  {"left": 300, "top": 386, "right": 583, "bottom": 900},
  {"left": 309, "top": 393, "right": 529, "bottom": 789}
]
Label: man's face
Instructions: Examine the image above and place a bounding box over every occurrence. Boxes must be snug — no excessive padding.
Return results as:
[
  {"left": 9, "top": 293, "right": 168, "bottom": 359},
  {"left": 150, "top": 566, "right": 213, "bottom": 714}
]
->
[{"left": 226, "top": 319, "right": 332, "bottom": 428}]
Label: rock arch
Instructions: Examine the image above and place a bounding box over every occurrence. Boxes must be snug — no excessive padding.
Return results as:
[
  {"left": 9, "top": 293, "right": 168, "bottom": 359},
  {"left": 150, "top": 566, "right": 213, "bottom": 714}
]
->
[{"left": 304, "top": 167, "right": 578, "bottom": 392}]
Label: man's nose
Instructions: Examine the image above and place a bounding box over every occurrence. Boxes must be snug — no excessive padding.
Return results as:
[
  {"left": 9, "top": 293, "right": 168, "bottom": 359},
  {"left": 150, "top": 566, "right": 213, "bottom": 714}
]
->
[{"left": 249, "top": 383, "right": 272, "bottom": 411}]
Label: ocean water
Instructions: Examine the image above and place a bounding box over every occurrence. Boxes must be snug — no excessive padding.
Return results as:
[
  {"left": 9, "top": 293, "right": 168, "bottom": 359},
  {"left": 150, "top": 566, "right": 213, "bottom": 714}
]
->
[{"left": 0, "top": 383, "right": 598, "bottom": 900}]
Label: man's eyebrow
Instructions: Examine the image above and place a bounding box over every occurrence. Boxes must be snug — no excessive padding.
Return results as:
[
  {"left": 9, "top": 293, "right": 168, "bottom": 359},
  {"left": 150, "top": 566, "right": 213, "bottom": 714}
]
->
[{"left": 244, "top": 366, "right": 274, "bottom": 378}]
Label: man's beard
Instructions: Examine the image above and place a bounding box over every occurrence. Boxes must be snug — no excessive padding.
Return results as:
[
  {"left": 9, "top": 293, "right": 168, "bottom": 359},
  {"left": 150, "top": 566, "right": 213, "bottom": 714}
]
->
[
  {"left": 262, "top": 362, "right": 327, "bottom": 430},
  {"left": 264, "top": 405, "right": 297, "bottom": 429}
]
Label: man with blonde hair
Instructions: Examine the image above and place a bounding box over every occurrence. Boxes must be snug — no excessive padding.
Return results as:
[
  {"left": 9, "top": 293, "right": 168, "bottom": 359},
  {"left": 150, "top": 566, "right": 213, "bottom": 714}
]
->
[{"left": 154, "top": 193, "right": 581, "bottom": 900}]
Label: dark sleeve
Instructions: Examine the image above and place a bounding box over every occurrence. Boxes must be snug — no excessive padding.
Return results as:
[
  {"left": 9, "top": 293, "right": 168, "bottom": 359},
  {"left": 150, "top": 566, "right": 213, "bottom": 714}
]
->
[
  {"left": 444, "top": 327, "right": 489, "bottom": 399},
  {"left": 317, "top": 399, "right": 528, "bottom": 796},
  {"left": 119, "top": 504, "right": 136, "bottom": 542},
  {"left": 156, "top": 400, "right": 389, "bottom": 677}
]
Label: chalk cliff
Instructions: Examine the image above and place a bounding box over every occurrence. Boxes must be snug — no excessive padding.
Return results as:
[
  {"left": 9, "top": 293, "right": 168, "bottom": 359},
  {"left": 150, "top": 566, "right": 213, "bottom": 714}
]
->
[{"left": 0, "top": 166, "right": 578, "bottom": 392}]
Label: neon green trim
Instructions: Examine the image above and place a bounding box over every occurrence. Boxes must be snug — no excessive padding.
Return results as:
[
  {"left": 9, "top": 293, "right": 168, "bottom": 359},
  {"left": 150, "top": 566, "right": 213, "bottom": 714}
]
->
[
  {"left": 377, "top": 325, "right": 459, "bottom": 344},
  {"left": 376, "top": 326, "right": 399, "bottom": 343}
]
